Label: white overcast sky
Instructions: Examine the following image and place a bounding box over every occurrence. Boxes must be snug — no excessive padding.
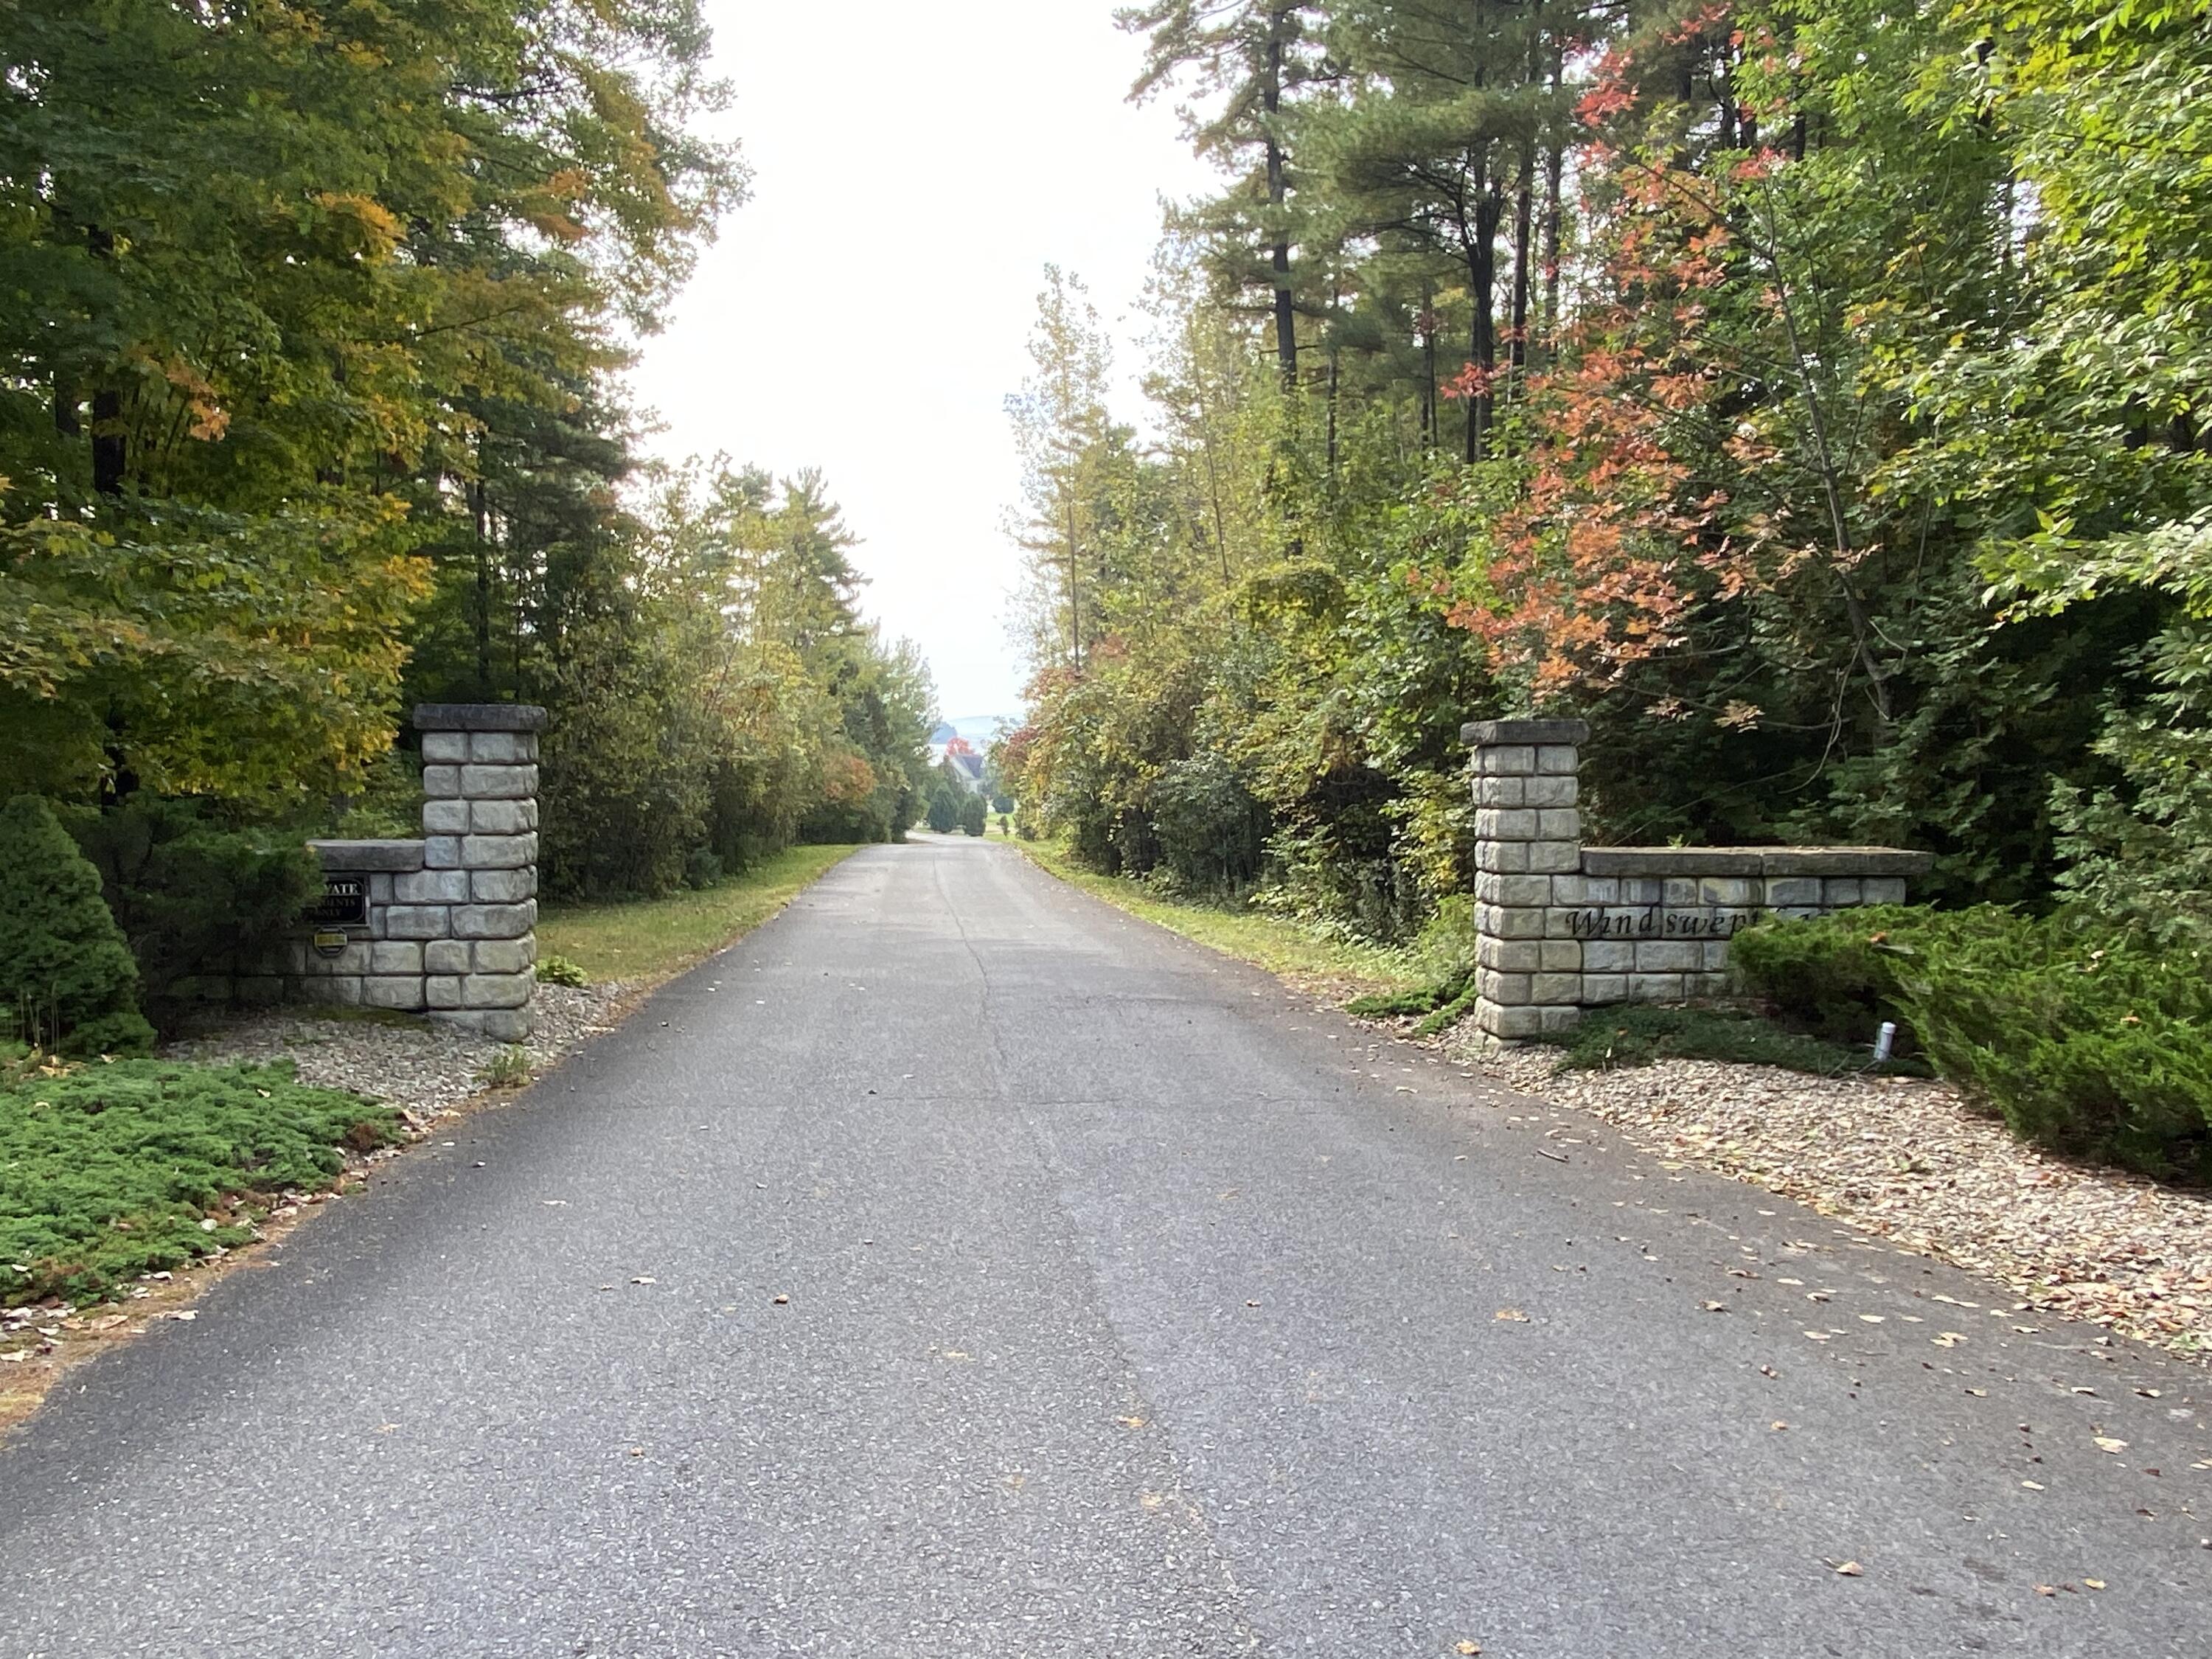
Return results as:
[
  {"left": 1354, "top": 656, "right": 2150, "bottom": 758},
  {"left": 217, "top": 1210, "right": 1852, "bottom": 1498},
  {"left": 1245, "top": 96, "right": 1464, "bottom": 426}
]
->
[{"left": 626, "top": 1, "right": 1222, "bottom": 722}]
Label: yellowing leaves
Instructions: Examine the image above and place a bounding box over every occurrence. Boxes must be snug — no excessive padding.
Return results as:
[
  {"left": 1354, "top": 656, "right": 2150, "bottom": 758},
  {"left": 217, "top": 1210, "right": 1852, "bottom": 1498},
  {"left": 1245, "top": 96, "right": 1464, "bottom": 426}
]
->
[{"left": 312, "top": 192, "right": 404, "bottom": 262}]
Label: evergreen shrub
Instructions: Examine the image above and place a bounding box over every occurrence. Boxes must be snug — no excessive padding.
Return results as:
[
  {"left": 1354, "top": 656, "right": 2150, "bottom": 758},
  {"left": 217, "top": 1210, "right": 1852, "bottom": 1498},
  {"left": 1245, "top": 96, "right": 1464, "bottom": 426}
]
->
[
  {"left": 1732, "top": 906, "right": 2212, "bottom": 1178},
  {"left": 0, "top": 796, "right": 156, "bottom": 1057},
  {"left": 959, "top": 795, "right": 987, "bottom": 836},
  {"left": 66, "top": 797, "right": 319, "bottom": 1032}
]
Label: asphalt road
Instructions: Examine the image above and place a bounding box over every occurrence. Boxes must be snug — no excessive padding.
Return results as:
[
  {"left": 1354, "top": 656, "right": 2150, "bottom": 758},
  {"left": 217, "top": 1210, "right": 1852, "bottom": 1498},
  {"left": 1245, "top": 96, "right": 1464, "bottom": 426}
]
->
[{"left": 1, "top": 838, "right": 2206, "bottom": 1658}]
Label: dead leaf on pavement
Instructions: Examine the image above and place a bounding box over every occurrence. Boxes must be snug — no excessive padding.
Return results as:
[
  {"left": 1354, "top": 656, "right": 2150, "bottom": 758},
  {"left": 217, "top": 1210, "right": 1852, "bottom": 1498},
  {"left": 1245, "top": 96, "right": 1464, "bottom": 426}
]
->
[
  {"left": 1455, "top": 1644, "right": 1482, "bottom": 1655},
  {"left": 1494, "top": 1308, "right": 1528, "bottom": 1322},
  {"left": 2093, "top": 1436, "right": 2128, "bottom": 1454},
  {"left": 1830, "top": 1560, "right": 1863, "bottom": 1576}
]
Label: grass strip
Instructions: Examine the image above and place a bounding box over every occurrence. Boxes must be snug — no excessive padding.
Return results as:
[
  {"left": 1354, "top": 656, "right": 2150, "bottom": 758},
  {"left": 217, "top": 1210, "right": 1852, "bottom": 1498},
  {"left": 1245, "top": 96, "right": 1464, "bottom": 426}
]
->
[
  {"left": 1, "top": 1049, "right": 400, "bottom": 1307},
  {"left": 1009, "top": 839, "right": 1421, "bottom": 1001},
  {"left": 536, "top": 843, "right": 860, "bottom": 987}
]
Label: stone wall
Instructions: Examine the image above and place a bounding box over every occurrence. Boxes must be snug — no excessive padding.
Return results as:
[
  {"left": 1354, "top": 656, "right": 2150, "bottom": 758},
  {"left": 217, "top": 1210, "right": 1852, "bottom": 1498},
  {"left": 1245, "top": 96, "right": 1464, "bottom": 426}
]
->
[
  {"left": 1465, "top": 718, "right": 1931, "bottom": 1043},
  {"left": 285, "top": 704, "right": 544, "bottom": 1040}
]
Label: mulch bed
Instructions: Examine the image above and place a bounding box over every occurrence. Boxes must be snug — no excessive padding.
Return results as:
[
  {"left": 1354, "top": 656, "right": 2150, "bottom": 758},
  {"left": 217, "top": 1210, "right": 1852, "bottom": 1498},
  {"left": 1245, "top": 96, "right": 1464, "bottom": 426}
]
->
[{"left": 1445, "top": 1038, "right": 2212, "bottom": 1366}]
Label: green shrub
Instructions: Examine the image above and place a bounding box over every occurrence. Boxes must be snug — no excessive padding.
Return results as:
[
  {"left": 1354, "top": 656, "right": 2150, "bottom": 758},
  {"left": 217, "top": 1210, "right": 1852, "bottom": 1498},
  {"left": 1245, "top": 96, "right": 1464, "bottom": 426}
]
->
[
  {"left": 0, "top": 1054, "right": 400, "bottom": 1305},
  {"left": 926, "top": 787, "right": 959, "bottom": 833},
  {"left": 1543, "top": 1004, "right": 1918, "bottom": 1076},
  {"left": 64, "top": 796, "right": 319, "bottom": 1032},
  {"left": 535, "top": 953, "right": 589, "bottom": 988},
  {"left": 1149, "top": 755, "right": 1264, "bottom": 888},
  {"left": 959, "top": 795, "right": 987, "bottom": 837},
  {"left": 684, "top": 847, "right": 724, "bottom": 889},
  {"left": 0, "top": 796, "right": 156, "bottom": 1057},
  {"left": 1733, "top": 905, "right": 2212, "bottom": 1178},
  {"left": 1728, "top": 904, "right": 1921, "bottom": 1043}
]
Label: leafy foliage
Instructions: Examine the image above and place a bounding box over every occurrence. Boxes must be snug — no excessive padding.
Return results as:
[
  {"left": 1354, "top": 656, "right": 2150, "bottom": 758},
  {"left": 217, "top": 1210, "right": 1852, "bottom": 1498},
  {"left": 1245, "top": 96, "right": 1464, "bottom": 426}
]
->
[
  {"left": 0, "top": 797, "right": 153, "bottom": 1058},
  {"left": 0, "top": 1051, "right": 398, "bottom": 1306},
  {"left": 534, "top": 955, "right": 590, "bottom": 989},
  {"left": 1012, "top": 0, "right": 2212, "bottom": 944}
]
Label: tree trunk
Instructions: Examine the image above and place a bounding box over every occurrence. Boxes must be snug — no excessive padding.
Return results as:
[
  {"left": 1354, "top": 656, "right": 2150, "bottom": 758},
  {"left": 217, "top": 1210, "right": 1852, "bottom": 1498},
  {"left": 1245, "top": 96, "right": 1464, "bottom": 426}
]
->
[
  {"left": 1420, "top": 296, "right": 1437, "bottom": 454},
  {"left": 91, "top": 388, "right": 125, "bottom": 495},
  {"left": 471, "top": 477, "right": 493, "bottom": 697},
  {"left": 1467, "top": 161, "right": 1501, "bottom": 465},
  {"left": 1511, "top": 142, "right": 1534, "bottom": 389},
  {"left": 1265, "top": 10, "right": 1295, "bottom": 389},
  {"left": 1541, "top": 41, "right": 1564, "bottom": 366},
  {"left": 1063, "top": 493, "right": 1082, "bottom": 673}
]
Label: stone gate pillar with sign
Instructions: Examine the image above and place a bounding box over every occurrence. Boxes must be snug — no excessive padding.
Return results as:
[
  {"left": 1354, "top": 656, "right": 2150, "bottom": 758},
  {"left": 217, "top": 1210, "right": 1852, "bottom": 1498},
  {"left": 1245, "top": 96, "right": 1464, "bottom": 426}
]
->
[
  {"left": 1462, "top": 717, "right": 1930, "bottom": 1045},
  {"left": 293, "top": 704, "right": 545, "bottom": 1041}
]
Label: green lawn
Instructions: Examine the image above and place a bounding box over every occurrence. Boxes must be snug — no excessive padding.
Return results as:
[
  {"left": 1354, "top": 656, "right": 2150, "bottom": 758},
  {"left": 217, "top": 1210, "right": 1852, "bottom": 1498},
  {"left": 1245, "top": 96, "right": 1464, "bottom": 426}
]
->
[
  {"left": 536, "top": 843, "right": 860, "bottom": 987},
  {"left": 1009, "top": 839, "right": 1420, "bottom": 1003},
  {"left": 1, "top": 1049, "right": 400, "bottom": 1307}
]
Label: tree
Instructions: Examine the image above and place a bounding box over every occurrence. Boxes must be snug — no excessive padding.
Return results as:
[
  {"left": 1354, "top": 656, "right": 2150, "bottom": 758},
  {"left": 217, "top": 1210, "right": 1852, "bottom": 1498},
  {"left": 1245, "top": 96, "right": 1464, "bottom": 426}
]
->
[{"left": 1006, "top": 268, "right": 1121, "bottom": 673}]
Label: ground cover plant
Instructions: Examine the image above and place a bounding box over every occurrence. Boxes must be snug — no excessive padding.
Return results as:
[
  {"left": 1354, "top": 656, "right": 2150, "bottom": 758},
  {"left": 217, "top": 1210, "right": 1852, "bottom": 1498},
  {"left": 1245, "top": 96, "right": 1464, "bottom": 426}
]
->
[
  {"left": 1733, "top": 908, "right": 2212, "bottom": 1180},
  {"left": 0, "top": 1046, "right": 400, "bottom": 1307}
]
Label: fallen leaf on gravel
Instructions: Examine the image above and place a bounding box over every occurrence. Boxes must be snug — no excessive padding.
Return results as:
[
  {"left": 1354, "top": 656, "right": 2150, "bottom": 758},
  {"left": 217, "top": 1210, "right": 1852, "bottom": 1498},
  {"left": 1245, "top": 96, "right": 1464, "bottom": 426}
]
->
[
  {"left": 1858, "top": 1314, "right": 1885, "bottom": 1324},
  {"left": 2034, "top": 1585, "right": 2057, "bottom": 1597},
  {"left": 1933, "top": 1332, "right": 1965, "bottom": 1347},
  {"left": 1455, "top": 1644, "right": 1482, "bottom": 1655},
  {"left": 627, "top": 1447, "right": 644, "bottom": 1458},
  {"left": 1453, "top": 1048, "right": 2212, "bottom": 1364},
  {"left": 1804, "top": 1331, "right": 1832, "bottom": 1341},
  {"left": 1703, "top": 1301, "right": 1728, "bottom": 1312},
  {"left": 1771, "top": 1420, "right": 1790, "bottom": 1431},
  {"left": 168, "top": 1310, "right": 197, "bottom": 1322},
  {"left": 2093, "top": 1436, "right": 2129, "bottom": 1454},
  {"left": 771, "top": 1294, "right": 790, "bottom": 1306},
  {"left": 2084, "top": 1579, "right": 2107, "bottom": 1590},
  {"left": 1117, "top": 1416, "right": 1147, "bottom": 1429},
  {"left": 1830, "top": 1560, "right": 1864, "bottom": 1576},
  {"left": 2023, "top": 1481, "right": 2045, "bottom": 1490},
  {"left": 1494, "top": 1308, "right": 1529, "bottom": 1322}
]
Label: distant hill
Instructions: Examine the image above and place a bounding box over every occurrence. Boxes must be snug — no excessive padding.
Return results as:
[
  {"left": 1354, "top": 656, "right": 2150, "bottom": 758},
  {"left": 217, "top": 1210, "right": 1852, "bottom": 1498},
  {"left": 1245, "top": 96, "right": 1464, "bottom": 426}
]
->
[{"left": 927, "top": 714, "right": 1018, "bottom": 758}]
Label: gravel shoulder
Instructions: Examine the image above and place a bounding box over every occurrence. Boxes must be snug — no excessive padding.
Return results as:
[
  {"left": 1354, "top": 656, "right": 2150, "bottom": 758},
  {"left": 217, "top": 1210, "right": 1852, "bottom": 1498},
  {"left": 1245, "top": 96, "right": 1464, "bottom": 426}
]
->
[
  {"left": 1441, "top": 1035, "right": 2212, "bottom": 1366},
  {"left": 163, "top": 980, "right": 631, "bottom": 1127}
]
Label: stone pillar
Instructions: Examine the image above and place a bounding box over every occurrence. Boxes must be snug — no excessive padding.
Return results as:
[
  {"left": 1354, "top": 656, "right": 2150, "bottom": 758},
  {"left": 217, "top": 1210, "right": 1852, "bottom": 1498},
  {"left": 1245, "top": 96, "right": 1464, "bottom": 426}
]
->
[
  {"left": 414, "top": 703, "right": 544, "bottom": 1041},
  {"left": 1463, "top": 718, "right": 1588, "bottom": 1043}
]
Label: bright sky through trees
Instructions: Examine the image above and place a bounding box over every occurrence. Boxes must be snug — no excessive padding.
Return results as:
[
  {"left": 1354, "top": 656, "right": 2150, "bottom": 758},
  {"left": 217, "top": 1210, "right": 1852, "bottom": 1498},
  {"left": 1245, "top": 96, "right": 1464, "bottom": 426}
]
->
[{"left": 628, "top": 1, "right": 1218, "bottom": 719}]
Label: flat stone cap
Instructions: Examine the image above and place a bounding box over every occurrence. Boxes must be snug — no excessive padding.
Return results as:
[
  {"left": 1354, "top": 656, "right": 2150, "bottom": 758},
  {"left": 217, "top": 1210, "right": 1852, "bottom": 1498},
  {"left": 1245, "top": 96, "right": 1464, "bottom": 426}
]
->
[
  {"left": 1462, "top": 718, "right": 1589, "bottom": 748},
  {"left": 309, "top": 838, "right": 425, "bottom": 872},
  {"left": 1582, "top": 845, "right": 1934, "bottom": 878},
  {"left": 413, "top": 703, "right": 548, "bottom": 733}
]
